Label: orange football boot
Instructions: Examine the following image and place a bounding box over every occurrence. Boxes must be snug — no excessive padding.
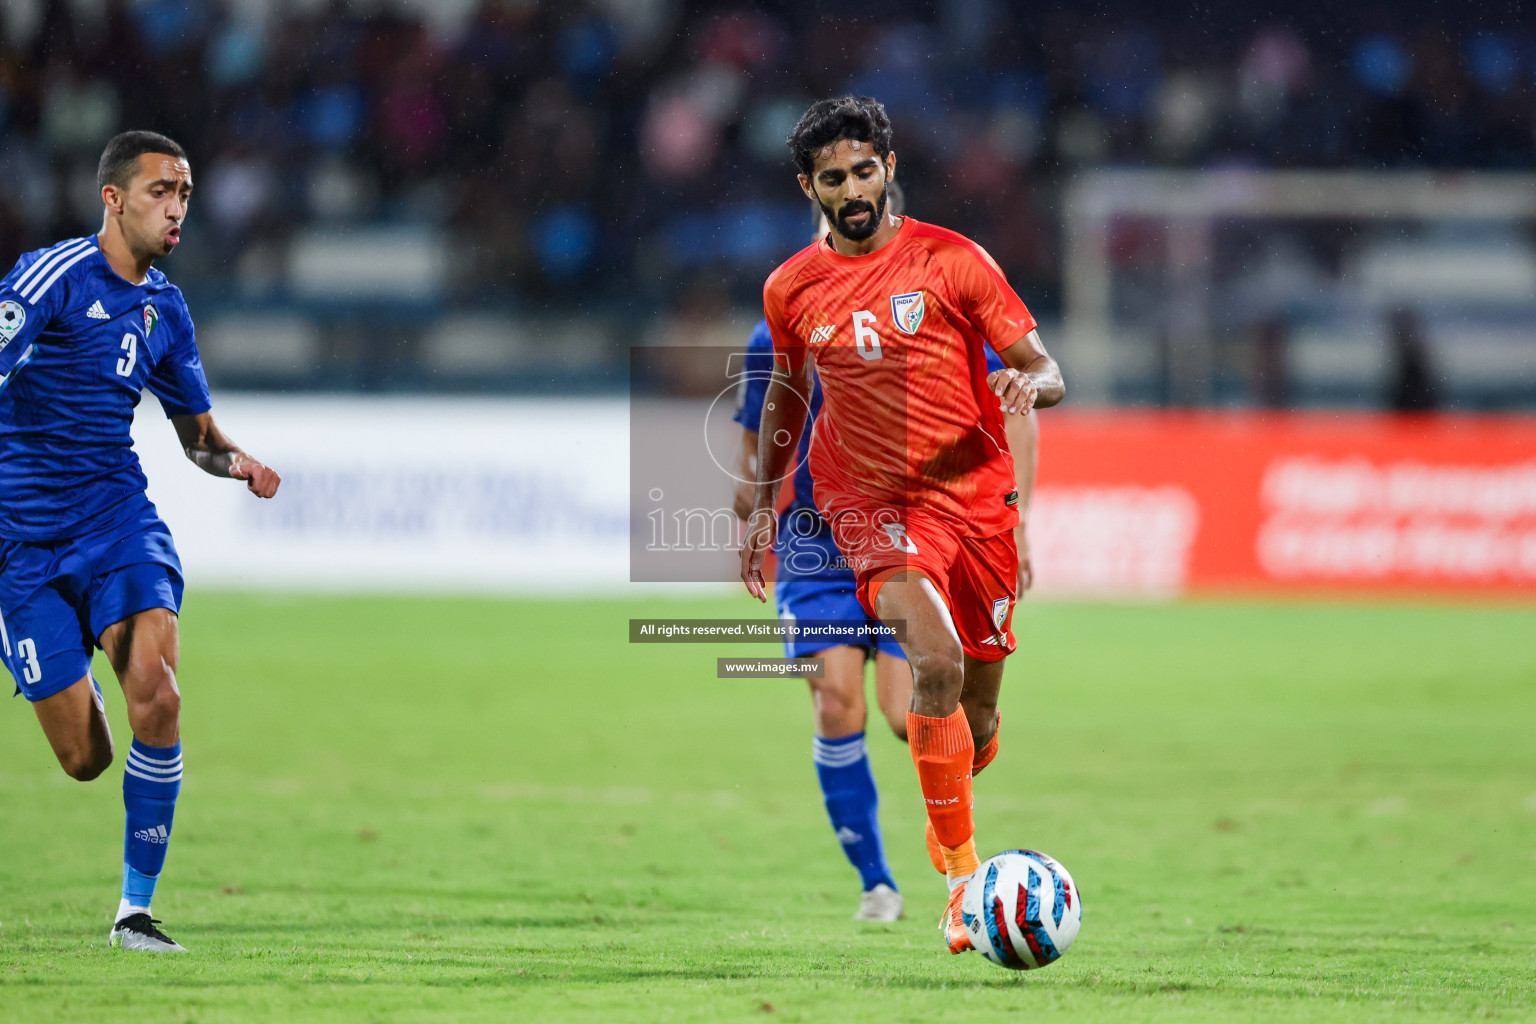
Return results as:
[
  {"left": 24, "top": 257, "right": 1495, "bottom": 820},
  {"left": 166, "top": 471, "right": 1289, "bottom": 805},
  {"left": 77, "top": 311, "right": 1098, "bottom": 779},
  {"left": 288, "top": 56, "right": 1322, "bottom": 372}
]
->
[{"left": 941, "top": 879, "right": 974, "bottom": 953}]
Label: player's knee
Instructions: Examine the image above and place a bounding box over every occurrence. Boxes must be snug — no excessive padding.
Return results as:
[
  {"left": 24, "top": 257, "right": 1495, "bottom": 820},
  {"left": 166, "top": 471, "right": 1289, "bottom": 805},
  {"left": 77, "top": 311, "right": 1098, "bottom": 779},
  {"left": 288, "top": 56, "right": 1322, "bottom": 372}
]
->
[
  {"left": 60, "top": 744, "right": 113, "bottom": 782},
  {"left": 127, "top": 669, "right": 181, "bottom": 737},
  {"left": 141, "top": 685, "right": 181, "bottom": 732},
  {"left": 808, "top": 674, "right": 863, "bottom": 724},
  {"left": 907, "top": 647, "right": 963, "bottom": 698}
]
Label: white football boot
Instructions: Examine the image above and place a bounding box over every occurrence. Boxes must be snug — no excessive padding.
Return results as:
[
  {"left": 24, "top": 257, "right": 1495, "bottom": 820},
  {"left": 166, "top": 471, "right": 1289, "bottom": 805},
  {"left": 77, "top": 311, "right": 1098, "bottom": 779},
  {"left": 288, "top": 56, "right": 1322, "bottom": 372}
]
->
[
  {"left": 853, "top": 882, "right": 903, "bottom": 922},
  {"left": 109, "top": 913, "right": 187, "bottom": 952}
]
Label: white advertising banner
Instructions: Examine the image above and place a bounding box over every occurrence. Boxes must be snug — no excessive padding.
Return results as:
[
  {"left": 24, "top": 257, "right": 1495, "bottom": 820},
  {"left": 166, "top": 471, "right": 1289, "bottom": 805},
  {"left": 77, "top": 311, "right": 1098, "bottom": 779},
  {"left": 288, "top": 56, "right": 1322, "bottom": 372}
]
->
[
  {"left": 1029, "top": 485, "right": 1201, "bottom": 597},
  {"left": 132, "top": 396, "right": 630, "bottom": 592}
]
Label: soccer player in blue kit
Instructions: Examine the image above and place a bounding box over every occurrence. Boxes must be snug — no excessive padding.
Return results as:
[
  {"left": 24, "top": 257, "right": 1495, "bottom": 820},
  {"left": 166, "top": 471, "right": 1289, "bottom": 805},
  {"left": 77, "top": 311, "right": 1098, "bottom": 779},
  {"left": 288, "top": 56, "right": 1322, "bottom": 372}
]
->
[
  {"left": 731, "top": 192, "right": 1038, "bottom": 923},
  {"left": 0, "top": 131, "right": 280, "bottom": 951}
]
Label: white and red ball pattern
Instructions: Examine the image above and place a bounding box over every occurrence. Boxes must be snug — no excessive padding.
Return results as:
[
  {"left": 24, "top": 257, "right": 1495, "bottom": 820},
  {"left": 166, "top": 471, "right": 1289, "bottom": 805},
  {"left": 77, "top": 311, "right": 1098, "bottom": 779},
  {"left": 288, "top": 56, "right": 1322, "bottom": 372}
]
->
[{"left": 961, "top": 849, "right": 1082, "bottom": 970}]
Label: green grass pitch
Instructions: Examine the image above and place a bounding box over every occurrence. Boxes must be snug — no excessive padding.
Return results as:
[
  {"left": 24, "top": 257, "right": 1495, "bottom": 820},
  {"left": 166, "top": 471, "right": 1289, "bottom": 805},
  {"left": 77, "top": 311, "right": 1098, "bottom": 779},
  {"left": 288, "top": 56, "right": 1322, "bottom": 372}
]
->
[{"left": 2, "top": 593, "right": 1534, "bottom": 1022}]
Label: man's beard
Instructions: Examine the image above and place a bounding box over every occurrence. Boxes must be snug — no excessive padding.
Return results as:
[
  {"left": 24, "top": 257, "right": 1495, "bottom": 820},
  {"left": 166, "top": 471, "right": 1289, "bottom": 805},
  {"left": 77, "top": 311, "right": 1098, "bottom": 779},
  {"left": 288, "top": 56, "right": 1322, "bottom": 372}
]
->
[{"left": 822, "top": 184, "right": 888, "bottom": 243}]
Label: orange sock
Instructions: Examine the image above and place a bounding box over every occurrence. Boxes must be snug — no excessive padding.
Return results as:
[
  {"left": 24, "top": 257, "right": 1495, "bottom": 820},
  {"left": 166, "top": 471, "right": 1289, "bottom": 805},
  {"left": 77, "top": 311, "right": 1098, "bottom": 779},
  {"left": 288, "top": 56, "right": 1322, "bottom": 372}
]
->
[
  {"left": 972, "top": 711, "right": 1000, "bottom": 776},
  {"left": 908, "top": 708, "right": 979, "bottom": 879}
]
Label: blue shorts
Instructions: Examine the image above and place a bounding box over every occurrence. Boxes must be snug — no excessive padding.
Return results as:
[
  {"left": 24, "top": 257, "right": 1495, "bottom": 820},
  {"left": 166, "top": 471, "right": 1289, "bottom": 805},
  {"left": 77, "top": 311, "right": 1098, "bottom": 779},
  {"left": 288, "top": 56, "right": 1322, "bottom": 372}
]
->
[
  {"left": 0, "top": 494, "right": 183, "bottom": 702},
  {"left": 775, "top": 525, "right": 907, "bottom": 660}
]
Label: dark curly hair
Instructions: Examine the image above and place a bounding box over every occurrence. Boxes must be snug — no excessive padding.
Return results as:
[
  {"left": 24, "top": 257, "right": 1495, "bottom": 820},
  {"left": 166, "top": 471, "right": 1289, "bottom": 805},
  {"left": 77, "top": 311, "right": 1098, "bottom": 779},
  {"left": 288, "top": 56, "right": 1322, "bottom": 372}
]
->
[{"left": 786, "top": 96, "right": 893, "bottom": 177}]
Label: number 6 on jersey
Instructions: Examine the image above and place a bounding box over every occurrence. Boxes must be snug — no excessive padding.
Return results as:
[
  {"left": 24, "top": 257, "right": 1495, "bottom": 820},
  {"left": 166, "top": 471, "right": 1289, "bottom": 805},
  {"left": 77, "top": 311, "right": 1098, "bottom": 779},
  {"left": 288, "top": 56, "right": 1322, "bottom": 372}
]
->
[{"left": 852, "top": 310, "right": 882, "bottom": 361}]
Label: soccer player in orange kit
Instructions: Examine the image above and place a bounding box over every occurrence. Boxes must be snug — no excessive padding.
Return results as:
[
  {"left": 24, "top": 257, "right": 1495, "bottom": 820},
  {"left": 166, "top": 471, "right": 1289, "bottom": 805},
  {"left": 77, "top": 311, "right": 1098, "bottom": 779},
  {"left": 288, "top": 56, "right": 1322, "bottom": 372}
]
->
[{"left": 739, "top": 96, "right": 1064, "bottom": 955}]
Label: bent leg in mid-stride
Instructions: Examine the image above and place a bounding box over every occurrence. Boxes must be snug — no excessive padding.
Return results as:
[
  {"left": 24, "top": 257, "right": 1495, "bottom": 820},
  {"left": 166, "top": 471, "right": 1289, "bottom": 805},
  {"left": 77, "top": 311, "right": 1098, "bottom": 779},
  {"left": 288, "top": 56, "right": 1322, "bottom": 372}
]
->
[
  {"left": 872, "top": 570, "right": 1015, "bottom": 954},
  {"left": 100, "top": 607, "right": 187, "bottom": 952},
  {"left": 872, "top": 570, "right": 976, "bottom": 879}
]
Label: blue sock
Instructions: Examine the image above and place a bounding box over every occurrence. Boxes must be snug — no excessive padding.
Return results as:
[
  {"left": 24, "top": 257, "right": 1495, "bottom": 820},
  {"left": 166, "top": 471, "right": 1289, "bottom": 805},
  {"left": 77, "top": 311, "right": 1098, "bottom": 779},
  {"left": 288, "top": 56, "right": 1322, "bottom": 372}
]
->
[
  {"left": 812, "top": 732, "right": 896, "bottom": 892},
  {"left": 121, "top": 738, "right": 182, "bottom": 912}
]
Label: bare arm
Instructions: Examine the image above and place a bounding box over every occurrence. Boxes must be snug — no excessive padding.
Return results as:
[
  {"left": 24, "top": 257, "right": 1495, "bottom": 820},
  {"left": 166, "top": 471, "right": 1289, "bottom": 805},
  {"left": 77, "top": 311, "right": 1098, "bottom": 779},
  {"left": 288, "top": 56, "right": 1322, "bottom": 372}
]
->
[
  {"left": 171, "top": 411, "right": 281, "bottom": 498},
  {"left": 733, "top": 428, "right": 759, "bottom": 521},
  {"left": 987, "top": 328, "right": 1065, "bottom": 414},
  {"left": 1004, "top": 409, "right": 1039, "bottom": 592},
  {"left": 739, "top": 360, "right": 814, "bottom": 601}
]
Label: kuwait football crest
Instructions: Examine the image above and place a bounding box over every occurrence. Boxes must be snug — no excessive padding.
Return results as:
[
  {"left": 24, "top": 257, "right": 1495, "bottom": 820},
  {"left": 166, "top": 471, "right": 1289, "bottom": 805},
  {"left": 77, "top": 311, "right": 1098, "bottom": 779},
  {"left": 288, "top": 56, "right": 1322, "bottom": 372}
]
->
[
  {"left": 890, "top": 291, "right": 925, "bottom": 335},
  {"left": 0, "top": 299, "right": 25, "bottom": 346},
  {"left": 142, "top": 303, "right": 159, "bottom": 337}
]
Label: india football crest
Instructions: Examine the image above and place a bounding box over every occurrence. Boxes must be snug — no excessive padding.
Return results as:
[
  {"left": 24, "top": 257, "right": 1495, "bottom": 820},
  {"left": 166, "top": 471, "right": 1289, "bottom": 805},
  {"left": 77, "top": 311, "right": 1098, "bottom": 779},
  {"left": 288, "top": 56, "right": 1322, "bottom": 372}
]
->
[
  {"left": 0, "top": 300, "right": 25, "bottom": 346},
  {"left": 991, "top": 596, "right": 1010, "bottom": 629},
  {"left": 890, "top": 291, "right": 925, "bottom": 335},
  {"left": 142, "top": 303, "right": 159, "bottom": 337}
]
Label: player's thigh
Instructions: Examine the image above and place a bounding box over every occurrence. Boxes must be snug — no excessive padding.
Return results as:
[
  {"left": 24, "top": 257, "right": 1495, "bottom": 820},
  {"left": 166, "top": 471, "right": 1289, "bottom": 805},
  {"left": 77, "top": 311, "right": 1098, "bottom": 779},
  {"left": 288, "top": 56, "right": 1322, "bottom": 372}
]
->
[
  {"left": 91, "top": 549, "right": 183, "bottom": 672},
  {"left": 99, "top": 606, "right": 182, "bottom": 744},
  {"left": 99, "top": 605, "right": 180, "bottom": 690},
  {"left": 868, "top": 569, "right": 964, "bottom": 712},
  {"left": 32, "top": 673, "right": 114, "bottom": 780}
]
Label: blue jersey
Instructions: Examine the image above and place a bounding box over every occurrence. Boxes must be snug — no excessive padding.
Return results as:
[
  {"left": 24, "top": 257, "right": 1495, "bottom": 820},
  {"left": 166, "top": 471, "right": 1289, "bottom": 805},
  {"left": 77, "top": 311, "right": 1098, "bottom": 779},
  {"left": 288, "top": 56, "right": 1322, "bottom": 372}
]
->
[{"left": 0, "top": 236, "right": 211, "bottom": 543}]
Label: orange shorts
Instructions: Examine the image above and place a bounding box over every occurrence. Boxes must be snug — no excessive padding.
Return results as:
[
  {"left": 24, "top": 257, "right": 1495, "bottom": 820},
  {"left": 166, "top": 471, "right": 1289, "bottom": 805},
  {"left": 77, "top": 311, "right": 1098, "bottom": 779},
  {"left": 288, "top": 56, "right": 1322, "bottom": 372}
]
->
[{"left": 827, "top": 505, "right": 1018, "bottom": 662}]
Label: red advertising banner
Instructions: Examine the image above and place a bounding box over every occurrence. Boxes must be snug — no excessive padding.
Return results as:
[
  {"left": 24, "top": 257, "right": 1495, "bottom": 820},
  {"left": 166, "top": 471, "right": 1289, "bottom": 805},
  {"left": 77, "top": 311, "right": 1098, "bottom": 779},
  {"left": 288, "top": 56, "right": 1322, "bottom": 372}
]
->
[{"left": 1029, "top": 412, "right": 1536, "bottom": 598}]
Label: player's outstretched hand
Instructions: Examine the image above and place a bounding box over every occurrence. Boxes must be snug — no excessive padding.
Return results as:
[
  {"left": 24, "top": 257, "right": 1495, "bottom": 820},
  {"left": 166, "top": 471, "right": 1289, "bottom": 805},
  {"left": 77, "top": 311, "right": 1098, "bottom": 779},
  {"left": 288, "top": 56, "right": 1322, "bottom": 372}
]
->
[
  {"left": 740, "top": 508, "right": 776, "bottom": 602},
  {"left": 230, "top": 457, "right": 281, "bottom": 498},
  {"left": 988, "top": 368, "right": 1038, "bottom": 415}
]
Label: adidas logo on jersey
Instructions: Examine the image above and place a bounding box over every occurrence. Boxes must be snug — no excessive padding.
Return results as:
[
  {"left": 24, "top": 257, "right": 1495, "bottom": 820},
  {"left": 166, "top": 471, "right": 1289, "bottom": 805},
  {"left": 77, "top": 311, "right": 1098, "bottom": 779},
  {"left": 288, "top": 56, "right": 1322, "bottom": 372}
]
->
[
  {"left": 86, "top": 300, "right": 109, "bottom": 320},
  {"left": 835, "top": 826, "right": 864, "bottom": 846},
  {"left": 808, "top": 324, "right": 836, "bottom": 345},
  {"left": 132, "top": 824, "right": 170, "bottom": 845}
]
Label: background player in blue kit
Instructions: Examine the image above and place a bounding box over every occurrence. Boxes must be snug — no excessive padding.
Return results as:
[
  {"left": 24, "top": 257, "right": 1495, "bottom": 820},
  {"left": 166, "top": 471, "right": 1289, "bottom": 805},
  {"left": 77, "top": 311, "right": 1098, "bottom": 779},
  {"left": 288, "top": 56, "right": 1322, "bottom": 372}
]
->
[
  {"left": 731, "top": 191, "right": 1039, "bottom": 923},
  {"left": 0, "top": 131, "right": 280, "bottom": 952}
]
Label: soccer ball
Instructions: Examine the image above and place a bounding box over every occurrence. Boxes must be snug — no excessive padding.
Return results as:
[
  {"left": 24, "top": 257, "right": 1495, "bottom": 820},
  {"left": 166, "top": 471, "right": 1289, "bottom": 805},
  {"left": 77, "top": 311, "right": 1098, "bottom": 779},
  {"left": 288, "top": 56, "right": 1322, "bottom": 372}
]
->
[{"left": 961, "top": 849, "right": 1082, "bottom": 970}]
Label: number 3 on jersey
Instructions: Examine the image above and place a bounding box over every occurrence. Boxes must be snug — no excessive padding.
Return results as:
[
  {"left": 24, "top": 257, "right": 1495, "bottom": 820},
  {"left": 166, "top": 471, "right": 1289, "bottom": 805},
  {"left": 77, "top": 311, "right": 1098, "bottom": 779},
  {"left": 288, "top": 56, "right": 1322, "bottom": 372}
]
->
[
  {"left": 116, "top": 332, "right": 137, "bottom": 377},
  {"left": 2, "top": 610, "right": 43, "bottom": 686},
  {"left": 16, "top": 637, "right": 42, "bottom": 685},
  {"left": 852, "top": 310, "right": 882, "bottom": 361}
]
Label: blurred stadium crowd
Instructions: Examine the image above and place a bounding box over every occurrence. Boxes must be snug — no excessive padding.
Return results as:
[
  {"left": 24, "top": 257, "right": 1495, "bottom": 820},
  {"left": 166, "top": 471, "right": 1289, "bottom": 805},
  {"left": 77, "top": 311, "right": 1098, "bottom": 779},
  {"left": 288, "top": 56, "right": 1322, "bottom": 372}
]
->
[{"left": 0, "top": 0, "right": 1531, "bottom": 399}]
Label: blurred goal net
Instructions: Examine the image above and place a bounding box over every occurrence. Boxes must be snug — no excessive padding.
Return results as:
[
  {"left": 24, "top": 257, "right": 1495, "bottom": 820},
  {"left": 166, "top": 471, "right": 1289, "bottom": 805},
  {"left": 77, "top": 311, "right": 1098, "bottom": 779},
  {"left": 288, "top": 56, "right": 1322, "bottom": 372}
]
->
[{"left": 1061, "top": 170, "right": 1536, "bottom": 409}]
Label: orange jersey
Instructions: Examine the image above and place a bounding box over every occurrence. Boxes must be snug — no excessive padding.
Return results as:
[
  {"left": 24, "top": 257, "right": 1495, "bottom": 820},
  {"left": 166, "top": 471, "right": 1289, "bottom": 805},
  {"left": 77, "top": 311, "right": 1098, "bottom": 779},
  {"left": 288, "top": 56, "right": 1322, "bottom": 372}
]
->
[{"left": 762, "top": 216, "right": 1037, "bottom": 538}]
